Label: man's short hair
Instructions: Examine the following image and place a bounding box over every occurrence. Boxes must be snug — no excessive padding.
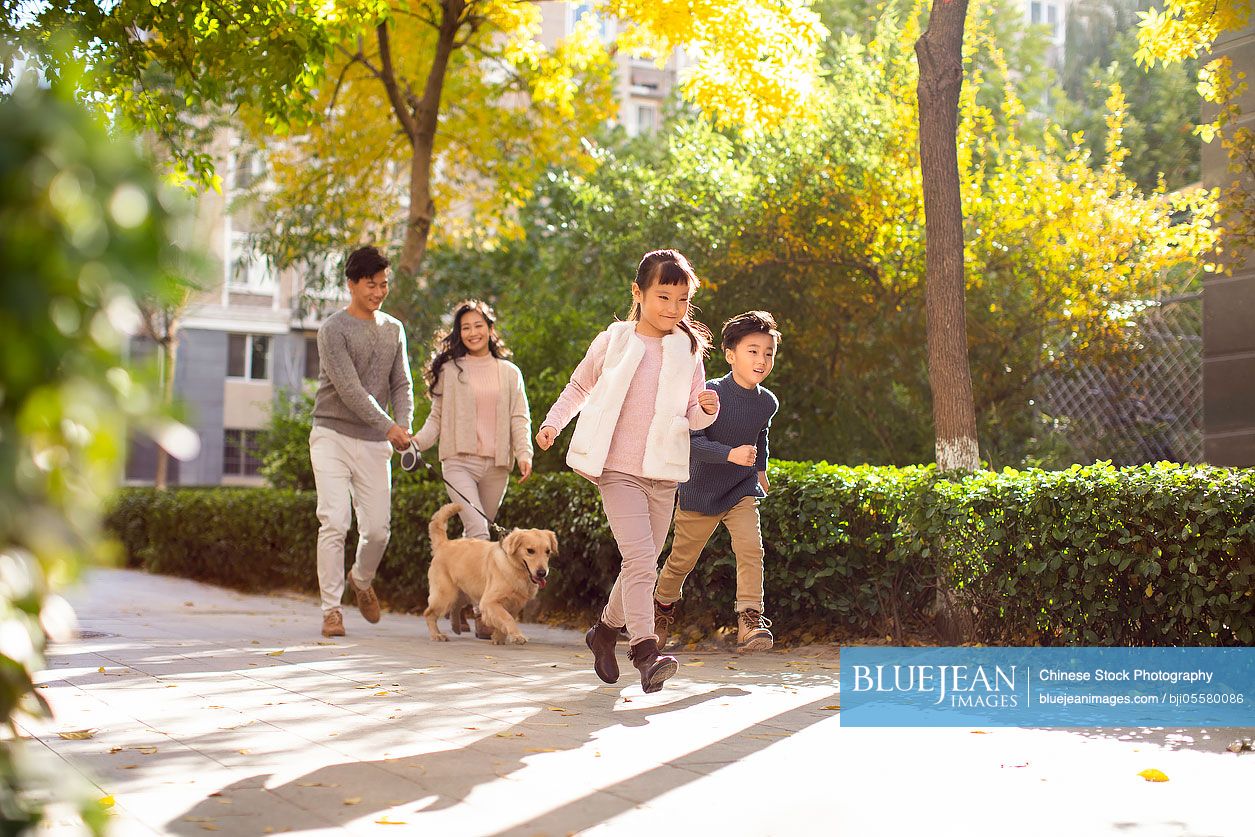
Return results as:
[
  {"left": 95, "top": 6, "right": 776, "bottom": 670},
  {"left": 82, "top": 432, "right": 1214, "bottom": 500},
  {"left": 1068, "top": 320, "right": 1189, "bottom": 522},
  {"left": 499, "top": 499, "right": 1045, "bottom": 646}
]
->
[
  {"left": 345, "top": 246, "right": 390, "bottom": 282},
  {"left": 721, "top": 310, "right": 781, "bottom": 351}
]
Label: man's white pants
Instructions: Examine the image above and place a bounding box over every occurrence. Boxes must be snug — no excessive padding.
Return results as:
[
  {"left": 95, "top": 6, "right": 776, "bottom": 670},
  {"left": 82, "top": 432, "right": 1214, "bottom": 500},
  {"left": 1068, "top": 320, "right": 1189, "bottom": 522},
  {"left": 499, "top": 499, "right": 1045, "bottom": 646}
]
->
[{"left": 310, "top": 426, "right": 394, "bottom": 613}]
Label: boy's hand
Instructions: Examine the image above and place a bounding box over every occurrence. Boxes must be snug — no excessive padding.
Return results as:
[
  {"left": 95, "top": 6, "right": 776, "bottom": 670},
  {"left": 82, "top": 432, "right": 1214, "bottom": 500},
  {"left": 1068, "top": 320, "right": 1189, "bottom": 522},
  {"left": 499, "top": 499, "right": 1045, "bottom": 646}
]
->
[
  {"left": 535, "top": 425, "right": 557, "bottom": 450},
  {"left": 518, "top": 458, "right": 533, "bottom": 481},
  {"left": 727, "top": 445, "right": 756, "bottom": 467},
  {"left": 698, "top": 389, "right": 719, "bottom": 415},
  {"left": 387, "top": 424, "right": 412, "bottom": 451}
]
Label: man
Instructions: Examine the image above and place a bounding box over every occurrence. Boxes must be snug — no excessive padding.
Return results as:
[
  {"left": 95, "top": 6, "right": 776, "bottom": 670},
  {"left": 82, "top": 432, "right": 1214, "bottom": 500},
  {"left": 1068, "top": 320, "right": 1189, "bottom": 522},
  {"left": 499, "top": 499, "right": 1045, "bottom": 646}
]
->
[{"left": 309, "top": 245, "right": 413, "bottom": 637}]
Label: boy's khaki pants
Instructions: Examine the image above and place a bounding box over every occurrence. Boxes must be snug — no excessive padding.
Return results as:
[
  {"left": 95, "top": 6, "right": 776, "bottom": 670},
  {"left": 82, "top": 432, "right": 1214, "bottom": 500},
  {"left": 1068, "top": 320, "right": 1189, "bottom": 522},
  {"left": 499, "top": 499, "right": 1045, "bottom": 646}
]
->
[{"left": 655, "top": 495, "right": 765, "bottom": 613}]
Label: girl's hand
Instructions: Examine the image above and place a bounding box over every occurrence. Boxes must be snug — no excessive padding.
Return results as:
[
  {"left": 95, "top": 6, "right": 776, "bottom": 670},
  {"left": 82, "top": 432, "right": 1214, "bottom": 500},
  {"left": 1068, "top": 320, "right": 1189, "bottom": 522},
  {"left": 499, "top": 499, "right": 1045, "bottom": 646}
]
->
[
  {"left": 518, "top": 459, "right": 533, "bottom": 481},
  {"left": 698, "top": 389, "right": 719, "bottom": 416},
  {"left": 535, "top": 425, "right": 557, "bottom": 450}
]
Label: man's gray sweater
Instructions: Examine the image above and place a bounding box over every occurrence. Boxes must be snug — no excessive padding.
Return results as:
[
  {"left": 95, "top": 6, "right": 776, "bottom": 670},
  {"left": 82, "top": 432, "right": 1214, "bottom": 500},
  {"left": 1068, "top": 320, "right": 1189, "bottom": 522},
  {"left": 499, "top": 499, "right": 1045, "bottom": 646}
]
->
[{"left": 312, "top": 309, "right": 414, "bottom": 441}]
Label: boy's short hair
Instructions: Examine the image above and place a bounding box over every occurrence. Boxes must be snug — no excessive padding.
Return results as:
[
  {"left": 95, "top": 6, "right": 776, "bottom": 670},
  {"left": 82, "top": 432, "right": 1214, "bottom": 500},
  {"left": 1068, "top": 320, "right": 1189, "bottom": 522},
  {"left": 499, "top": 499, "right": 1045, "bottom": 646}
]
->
[
  {"left": 721, "top": 310, "right": 781, "bottom": 351},
  {"left": 345, "top": 245, "right": 390, "bottom": 282}
]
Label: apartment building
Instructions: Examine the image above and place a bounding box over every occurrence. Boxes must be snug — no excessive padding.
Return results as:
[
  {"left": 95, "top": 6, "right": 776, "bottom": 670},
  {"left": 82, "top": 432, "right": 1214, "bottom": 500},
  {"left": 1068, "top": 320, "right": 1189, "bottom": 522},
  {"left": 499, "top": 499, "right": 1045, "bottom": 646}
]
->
[{"left": 124, "top": 2, "right": 682, "bottom": 486}]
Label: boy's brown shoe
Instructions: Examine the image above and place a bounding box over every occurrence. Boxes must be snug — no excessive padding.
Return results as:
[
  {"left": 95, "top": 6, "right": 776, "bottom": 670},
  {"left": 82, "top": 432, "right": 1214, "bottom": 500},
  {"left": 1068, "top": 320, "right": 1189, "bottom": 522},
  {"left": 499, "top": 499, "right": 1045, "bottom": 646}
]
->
[
  {"left": 349, "top": 578, "right": 381, "bottom": 624},
  {"left": 321, "top": 609, "right": 345, "bottom": 638},
  {"left": 628, "top": 639, "right": 678, "bottom": 694},
  {"left": 653, "top": 600, "right": 677, "bottom": 649},
  {"left": 585, "top": 621, "right": 621, "bottom": 684},
  {"left": 737, "top": 609, "right": 773, "bottom": 652}
]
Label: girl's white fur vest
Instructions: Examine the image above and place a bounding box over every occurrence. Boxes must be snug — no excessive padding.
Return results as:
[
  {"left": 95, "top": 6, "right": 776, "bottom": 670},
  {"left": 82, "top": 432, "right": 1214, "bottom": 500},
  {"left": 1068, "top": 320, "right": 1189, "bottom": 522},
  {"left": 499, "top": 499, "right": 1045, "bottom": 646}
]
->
[{"left": 567, "top": 321, "right": 701, "bottom": 482}]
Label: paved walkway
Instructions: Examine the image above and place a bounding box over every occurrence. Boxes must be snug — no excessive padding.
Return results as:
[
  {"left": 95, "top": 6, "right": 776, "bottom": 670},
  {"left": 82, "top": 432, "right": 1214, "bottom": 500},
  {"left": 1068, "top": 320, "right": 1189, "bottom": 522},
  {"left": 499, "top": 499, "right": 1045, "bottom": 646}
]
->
[{"left": 23, "top": 569, "right": 1255, "bottom": 836}]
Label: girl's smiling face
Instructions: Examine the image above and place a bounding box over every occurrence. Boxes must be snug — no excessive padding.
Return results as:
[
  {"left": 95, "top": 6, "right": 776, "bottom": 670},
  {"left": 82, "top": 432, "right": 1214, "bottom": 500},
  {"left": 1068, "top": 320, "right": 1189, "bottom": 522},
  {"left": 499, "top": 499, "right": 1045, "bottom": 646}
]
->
[
  {"left": 459, "top": 310, "right": 492, "bottom": 356},
  {"left": 632, "top": 281, "right": 691, "bottom": 338}
]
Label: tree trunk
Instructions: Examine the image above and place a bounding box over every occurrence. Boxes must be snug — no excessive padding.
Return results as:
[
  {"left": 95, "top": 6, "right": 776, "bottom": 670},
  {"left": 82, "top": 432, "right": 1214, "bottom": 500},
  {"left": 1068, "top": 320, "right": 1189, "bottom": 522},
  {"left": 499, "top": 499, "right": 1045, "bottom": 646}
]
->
[
  {"left": 916, "top": 0, "right": 978, "bottom": 644},
  {"left": 382, "top": 2, "right": 465, "bottom": 279},
  {"left": 915, "top": 0, "right": 980, "bottom": 472},
  {"left": 154, "top": 332, "right": 179, "bottom": 490}
]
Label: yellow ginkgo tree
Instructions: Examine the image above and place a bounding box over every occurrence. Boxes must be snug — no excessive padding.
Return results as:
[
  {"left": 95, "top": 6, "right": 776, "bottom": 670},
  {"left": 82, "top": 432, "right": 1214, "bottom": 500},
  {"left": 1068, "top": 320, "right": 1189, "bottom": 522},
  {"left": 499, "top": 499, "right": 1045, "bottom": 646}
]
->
[{"left": 9, "top": 0, "right": 828, "bottom": 279}]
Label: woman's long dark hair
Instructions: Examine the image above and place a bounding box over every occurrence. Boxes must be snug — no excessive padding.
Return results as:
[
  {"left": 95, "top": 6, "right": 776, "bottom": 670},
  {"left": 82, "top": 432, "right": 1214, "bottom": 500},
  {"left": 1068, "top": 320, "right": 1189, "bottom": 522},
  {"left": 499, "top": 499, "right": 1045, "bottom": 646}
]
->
[
  {"left": 628, "top": 249, "right": 711, "bottom": 356},
  {"left": 424, "top": 300, "right": 511, "bottom": 393}
]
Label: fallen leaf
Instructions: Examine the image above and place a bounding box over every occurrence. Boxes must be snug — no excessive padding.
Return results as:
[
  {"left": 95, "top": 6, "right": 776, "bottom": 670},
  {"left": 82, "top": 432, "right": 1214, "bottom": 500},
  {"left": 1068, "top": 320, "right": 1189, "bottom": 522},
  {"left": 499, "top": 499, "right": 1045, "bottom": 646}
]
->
[
  {"left": 559, "top": 712, "right": 581, "bottom": 717},
  {"left": 297, "top": 781, "right": 338, "bottom": 788},
  {"left": 464, "top": 726, "right": 479, "bottom": 730},
  {"left": 97, "top": 667, "right": 106, "bottom": 674},
  {"left": 266, "top": 650, "right": 285, "bottom": 657},
  {"left": 375, "top": 817, "right": 407, "bottom": 825},
  {"left": 316, "top": 641, "right": 335, "bottom": 646},
  {"left": 250, "top": 640, "right": 260, "bottom": 645},
  {"left": 374, "top": 691, "right": 390, "bottom": 696},
  {"left": 546, "top": 707, "right": 567, "bottom": 712},
  {"left": 495, "top": 731, "right": 525, "bottom": 738},
  {"left": 726, "top": 664, "right": 739, "bottom": 670},
  {"left": 343, "top": 797, "right": 362, "bottom": 806},
  {"left": 683, "top": 661, "right": 704, "bottom": 667},
  {"left": 184, "top": 601, "right": 195, "bottom": 607},
  {"left": 136, "top": 746, "right": 158, "bottom": 755},
  {"left": 57, "top": 729, "right": 97, "bottom": 740},
  {"left": 970, "top": 730, "right": 990, "bottom": 735},
  {"left": 98, "top": 795, "right": 115, "bottom": 809},
  {"left": 207, "top": 705, "right": 223, "bottom": 710},
  {"left": 200, "top": 825, "right": 220, "bottom": 832},
  {"left": 183, "top": 817, "right": 216, "bottom": 823},
  {"left": 109, "top": 746, "right": 123, "bottom": 754},
  {"left": 821, "top": 705, "right": 840, "bottom": 711},
  {"left": 1138, "top": 768, "right": 1169, "bottom": 782},
  {"left": 237, "top": 749, "right": 251, "bottom": 755},
  {"left": 121, "top": 764, "right": 138, "bottom": 769},
  {"left": 525, "top": 747, "right": 558, "bottom": 754}
]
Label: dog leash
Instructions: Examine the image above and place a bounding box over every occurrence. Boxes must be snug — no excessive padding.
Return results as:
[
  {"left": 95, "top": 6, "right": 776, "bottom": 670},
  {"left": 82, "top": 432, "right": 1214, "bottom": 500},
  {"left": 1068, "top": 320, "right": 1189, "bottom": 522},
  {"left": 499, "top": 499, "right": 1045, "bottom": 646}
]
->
[{"left": 399, "top": 442, "right": 511, "bottom": 540}]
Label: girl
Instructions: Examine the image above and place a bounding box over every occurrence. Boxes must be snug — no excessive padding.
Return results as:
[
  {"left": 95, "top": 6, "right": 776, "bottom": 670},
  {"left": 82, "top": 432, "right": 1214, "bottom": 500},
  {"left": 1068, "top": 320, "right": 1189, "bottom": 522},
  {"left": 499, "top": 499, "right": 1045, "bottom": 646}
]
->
[
  {"left": 536, "top": 250, "right": 718, "bottom": 693},
  {"left": 414, "top": 300, "right": 533, "bottom": 544}
]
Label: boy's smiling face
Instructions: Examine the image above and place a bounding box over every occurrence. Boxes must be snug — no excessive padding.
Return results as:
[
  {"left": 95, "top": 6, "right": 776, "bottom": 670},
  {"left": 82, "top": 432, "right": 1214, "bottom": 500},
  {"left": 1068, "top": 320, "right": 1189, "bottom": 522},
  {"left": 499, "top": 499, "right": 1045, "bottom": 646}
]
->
[{"left": 725, "top": 332, "right": 776, "bottom": 388}]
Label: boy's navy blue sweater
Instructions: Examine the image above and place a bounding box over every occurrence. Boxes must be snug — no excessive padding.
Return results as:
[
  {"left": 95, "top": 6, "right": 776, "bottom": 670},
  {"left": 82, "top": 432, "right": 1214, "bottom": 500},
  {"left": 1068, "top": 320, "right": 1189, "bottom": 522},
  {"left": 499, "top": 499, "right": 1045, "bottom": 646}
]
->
[{"left": 677, "top": 373, "right": 779, "bottom": 516}]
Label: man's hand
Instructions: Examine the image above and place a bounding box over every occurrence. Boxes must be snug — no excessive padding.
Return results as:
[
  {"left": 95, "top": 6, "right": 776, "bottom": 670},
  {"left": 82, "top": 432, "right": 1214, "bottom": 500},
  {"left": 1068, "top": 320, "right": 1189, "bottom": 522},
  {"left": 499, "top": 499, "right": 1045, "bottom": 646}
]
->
[
  {"left": 698, "top": 389, "right": 719, "bottom": 416},
  {"left": 518, "top": 459, "right": 533, "bottom": 481},
  {"left": 727, "top": 445, "right": 756, "bottom": 467},
  {"left": 535, "top": 425, "right": 557, "bottom": 451},
  {"left": 758, "top": 470, "right": 770, "bottom": 495},
  {"left": 387, "top": 424, "right": 412, "bottom": 451}
]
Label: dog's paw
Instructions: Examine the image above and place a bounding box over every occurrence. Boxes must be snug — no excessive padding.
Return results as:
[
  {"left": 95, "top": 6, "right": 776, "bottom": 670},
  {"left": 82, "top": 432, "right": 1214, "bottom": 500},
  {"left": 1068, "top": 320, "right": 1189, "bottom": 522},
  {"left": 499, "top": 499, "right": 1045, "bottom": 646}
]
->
[
  {"left": 431, "top": 633, "right": 449, "bottom": 642},
  {"left": 508, "top": 633, "right": 528, "bottom": 645}
]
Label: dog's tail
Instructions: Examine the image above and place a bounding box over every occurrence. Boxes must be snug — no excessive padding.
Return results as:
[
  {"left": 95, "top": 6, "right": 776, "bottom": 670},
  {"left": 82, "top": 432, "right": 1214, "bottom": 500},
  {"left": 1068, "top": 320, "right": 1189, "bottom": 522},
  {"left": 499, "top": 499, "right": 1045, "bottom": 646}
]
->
[{"left": 429, "top": 503, "right": 463, "bottom": 549}]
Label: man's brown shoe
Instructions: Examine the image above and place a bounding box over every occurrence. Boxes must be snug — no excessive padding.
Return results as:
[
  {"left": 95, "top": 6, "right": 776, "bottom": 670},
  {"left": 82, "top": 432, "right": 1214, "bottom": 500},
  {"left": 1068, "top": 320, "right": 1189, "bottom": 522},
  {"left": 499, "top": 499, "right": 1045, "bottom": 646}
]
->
[
  {"left": 736, "top": 609, "right": 773, "bottom": 652},
  {"left": 321, "top": 609, "right": 345, "bottom": 638},
  {"left": 349, "top": 577, "right": 381, "bottom": 624},
  {"left": 628, "top": 639, "right": 678, "bottom": 694},
  {"left": 585, "top": 620, "right": 621, "bottom": 684},
  {"left": 653, "top": 600, "right": 676, "bottom": 649}
]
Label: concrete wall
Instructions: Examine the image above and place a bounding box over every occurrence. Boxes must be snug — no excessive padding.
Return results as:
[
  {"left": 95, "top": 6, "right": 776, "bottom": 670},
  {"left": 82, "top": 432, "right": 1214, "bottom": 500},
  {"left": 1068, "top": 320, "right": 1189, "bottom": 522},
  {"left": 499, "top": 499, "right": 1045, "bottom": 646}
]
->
[{"left": 1204, "top": 24, "right": 1255, "bottom": 466}]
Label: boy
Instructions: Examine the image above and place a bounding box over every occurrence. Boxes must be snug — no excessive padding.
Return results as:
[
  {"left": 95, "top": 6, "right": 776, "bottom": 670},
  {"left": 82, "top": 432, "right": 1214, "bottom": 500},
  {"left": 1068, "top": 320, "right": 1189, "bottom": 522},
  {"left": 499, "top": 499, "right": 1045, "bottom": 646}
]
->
[
  {"left": 310, "top": 245, "right": 414, "bottom": 638},
  {"left": 654, "top": 310, "right": 780, "bottom": 651}
]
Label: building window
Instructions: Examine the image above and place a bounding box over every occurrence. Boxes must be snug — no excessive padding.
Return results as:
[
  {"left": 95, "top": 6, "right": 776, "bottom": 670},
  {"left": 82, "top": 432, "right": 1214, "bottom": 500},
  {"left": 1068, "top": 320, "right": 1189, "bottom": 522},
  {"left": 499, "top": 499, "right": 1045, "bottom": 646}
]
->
[
  {"left": 304, "top": 336, "right": 320, "bottom": 380},
  {"left": 232, "top": 150, "right": 265, "bottom": 190},
  {"left": 227, "top": 231, "right": 276, "bottom": 292},
  {"left": 223, "top": 429, "right": 263, "bottom": 477},
  {"left": 637, "top": 104, "right": 657, "bottom": 135},
  {"left": 228, "top": 333, "right": 271, "bottom": 380},
  {"left": 1046, "top": 4, "right": 1058, "bottom": 38},
  {"left": 1030, "top": 1, "right": 1042, "bottom": 23}
]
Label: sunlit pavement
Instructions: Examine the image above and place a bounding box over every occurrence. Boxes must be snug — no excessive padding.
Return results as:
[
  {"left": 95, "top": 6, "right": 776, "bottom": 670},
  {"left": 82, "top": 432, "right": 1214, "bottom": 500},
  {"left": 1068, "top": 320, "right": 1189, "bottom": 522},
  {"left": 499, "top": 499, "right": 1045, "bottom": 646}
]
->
[{"left": 23, "top": 568, "right": 1255, "bottom": 836}]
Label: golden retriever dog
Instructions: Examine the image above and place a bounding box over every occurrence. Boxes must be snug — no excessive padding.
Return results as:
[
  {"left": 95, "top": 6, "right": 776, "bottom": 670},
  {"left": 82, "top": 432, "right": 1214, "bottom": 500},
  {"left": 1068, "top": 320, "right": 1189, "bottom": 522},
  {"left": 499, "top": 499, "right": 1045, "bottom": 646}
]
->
[{"left": 424, "top": 503, "right": 558, "bottom": 645}]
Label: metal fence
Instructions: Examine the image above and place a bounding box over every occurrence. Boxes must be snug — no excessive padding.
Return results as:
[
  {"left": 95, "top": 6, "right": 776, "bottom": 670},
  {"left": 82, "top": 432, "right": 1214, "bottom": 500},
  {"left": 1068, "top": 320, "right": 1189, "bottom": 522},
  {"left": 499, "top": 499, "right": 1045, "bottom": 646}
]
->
[{"left": 1041, "top": 293, "right": 1203, "bottom": 465}]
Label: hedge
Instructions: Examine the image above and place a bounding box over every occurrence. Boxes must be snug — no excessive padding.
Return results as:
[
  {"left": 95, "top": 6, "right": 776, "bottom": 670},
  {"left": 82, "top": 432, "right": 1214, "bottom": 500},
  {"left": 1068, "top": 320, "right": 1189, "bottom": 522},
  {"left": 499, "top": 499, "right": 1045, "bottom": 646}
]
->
[{"left": 104, "top": 462, "right": 1255, "bottom": 645}]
